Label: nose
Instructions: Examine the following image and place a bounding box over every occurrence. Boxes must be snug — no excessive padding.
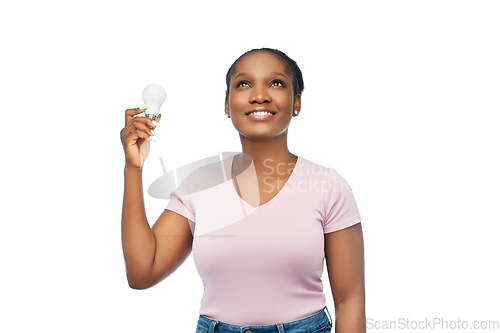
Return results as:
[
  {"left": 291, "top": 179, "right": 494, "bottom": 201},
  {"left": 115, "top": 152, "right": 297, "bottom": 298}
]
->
[{"left": 249, "top": 84, "right": 271, "bottom": 104}]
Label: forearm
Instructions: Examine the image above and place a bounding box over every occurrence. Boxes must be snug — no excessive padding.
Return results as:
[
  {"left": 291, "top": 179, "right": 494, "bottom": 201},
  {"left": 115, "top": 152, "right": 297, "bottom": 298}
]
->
[
  {"left": 121, "top": 166, "right": 156, "bottom": 288},
  {"left": 334, "top": 298, "right": 366, "bottom": 333}
]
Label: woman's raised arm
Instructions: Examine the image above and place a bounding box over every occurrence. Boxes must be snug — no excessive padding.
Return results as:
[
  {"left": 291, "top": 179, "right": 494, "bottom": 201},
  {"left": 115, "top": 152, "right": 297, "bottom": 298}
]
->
[{"left": 120, "top": 108, "right": 193, "bottom": 289}]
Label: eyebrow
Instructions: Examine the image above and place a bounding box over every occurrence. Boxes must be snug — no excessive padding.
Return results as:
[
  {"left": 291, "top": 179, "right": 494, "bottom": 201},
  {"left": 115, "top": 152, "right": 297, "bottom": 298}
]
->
[{"left": 234, "top": 72, "right": 287, "bottom": 80}]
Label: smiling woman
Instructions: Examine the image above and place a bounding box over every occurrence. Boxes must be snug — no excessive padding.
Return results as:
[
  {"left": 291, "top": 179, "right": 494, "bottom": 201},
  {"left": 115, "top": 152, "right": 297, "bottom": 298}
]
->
[{"left": 120, "top": 48, "right": 365, "bottom": 333}]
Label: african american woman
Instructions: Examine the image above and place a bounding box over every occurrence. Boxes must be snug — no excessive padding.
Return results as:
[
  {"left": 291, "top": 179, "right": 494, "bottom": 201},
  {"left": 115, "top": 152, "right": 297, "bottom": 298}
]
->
[{"left": 120, "top": 48, "right": 366, "bottom": 333}]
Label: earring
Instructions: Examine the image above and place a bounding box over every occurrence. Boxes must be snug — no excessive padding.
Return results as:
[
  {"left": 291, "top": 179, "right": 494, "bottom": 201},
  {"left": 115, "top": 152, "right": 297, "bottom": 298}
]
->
[
  {"left": 293, "top": 110, "right": 299, "bottom": 116},
  {"left": 225, "top": 112, "right": 230, "bottom": 118}
]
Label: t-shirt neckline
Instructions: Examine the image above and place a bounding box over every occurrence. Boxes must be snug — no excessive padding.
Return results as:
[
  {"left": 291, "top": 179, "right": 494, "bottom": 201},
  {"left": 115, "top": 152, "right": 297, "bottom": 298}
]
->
[{"left": 229, "top": 155, "right": 302, "bottom": 210}]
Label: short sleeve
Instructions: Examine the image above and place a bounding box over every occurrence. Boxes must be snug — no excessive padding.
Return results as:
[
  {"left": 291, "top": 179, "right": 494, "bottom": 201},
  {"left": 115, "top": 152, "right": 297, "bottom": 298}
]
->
[
  {"left": 322, "top": 171, "right": 362, "bottom": 233},
  {"left": 164, "top": 168, "right": 199, "bottom": 222}
]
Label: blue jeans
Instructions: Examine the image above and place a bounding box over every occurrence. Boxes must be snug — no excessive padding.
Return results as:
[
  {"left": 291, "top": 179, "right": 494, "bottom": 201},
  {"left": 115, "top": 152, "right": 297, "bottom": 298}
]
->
[{"left": 196, "top": 306, "right": 333, "bottom": 333}]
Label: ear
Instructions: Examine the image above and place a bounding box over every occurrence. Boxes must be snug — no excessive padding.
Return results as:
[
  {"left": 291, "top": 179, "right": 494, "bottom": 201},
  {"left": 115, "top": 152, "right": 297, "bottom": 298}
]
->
[
  {"left": 225, "top": 96, "right": 229, "bottom": 115},
  {"left": 293, "top": 94, "right": 301, "bottom": 114}
]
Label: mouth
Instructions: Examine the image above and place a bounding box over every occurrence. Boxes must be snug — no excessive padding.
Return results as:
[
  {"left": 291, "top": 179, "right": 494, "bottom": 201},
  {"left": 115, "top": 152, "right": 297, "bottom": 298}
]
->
[
  {"left": 246, "top": 110, "right": 276, "bottom": 121},
  {"left": 245, "top": 109, "right": 277, "bottom": 115},
  {"left": 245, "top": 108, "right": 277, "bottom": 119}
]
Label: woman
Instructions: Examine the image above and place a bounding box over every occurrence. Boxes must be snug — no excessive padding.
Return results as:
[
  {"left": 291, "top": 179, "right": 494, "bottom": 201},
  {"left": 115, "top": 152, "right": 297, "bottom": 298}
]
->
[{"left": 120, "top": 48, "right": 366, "bottom": 333}]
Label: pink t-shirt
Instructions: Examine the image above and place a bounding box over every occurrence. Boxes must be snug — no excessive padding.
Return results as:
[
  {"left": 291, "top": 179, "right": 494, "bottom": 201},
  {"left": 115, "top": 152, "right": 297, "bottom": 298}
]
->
[{"left": 164, "top": 155, "right": 362, "bottom": 326}]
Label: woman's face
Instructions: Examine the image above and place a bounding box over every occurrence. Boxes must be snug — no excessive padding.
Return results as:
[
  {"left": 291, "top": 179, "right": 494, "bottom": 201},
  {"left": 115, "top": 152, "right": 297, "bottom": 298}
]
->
[{"left": 225, "top": 51, "right": 301, "bottom": 141}]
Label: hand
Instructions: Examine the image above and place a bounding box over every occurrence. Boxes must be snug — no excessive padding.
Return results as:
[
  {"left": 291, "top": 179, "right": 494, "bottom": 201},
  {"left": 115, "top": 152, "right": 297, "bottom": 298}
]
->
[{"left": 120, "top": 107, "right": 159, "bottom": 169}]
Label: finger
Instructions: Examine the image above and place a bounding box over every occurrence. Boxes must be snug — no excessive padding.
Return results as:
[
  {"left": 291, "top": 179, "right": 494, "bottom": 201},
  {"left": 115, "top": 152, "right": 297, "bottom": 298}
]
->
[
  {"left": 121, "top": 112, "right": 155, "bottom": 136},
  {"left": 121, "top": 119, "right": 155, "bottom": 142},
  {"left": 123, "top": 129, "right": 153, "bottom": 148},
  {"left": 129, "top": 111, "right": 156, "bottom": 129},
  {"left": 134, "top": 129, "right": 154, "bottom": 144},
  {"left": 125, "top": 106, "right": 148, "bottom": 126},
  {"left": 133, "top": 120, "right": 155, "bottom": 137},
  {"left": 128, "top": 115, "right": 155, "bottom": 132},
  {"left": 152, "top": 114, "right": 162, "bottom": 128}
]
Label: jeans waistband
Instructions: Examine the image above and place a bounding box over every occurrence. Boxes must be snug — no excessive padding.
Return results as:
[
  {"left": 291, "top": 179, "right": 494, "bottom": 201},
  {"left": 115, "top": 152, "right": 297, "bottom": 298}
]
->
[{"left": 197, "top": 305, "right": 333, "bottom": 333}]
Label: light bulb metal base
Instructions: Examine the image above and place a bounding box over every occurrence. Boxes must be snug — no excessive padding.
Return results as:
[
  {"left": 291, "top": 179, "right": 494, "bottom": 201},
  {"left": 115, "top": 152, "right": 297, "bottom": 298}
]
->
[{"left": 144, "top": 113, "right": 159, "bottom": 122}]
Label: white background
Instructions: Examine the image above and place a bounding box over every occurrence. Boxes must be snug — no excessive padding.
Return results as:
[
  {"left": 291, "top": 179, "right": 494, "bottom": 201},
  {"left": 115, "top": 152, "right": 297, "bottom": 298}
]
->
[{"left": 1, "top": 0, "right": 499, "bottom": 332}]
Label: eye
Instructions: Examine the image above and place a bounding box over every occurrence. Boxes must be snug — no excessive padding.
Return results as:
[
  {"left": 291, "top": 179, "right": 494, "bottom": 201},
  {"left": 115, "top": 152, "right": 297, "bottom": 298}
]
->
[
  {"left": 270, "top": 80, "right": 284, "bottom": 87},
  {"left": 236, "top": 80, "right": 249, "bottom": 88}
]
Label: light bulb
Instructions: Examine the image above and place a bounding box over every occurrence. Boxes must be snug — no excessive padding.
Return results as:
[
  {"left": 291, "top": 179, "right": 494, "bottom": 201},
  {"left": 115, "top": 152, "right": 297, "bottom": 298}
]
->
[{"left": 142, "top": 83, "right": 166, "bottom": 121}]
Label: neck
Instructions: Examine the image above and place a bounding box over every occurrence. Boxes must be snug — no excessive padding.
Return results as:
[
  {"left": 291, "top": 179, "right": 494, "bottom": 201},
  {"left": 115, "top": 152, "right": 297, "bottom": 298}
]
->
[{"left": 235, "top": 131, "right": 298, "bottom": 175}]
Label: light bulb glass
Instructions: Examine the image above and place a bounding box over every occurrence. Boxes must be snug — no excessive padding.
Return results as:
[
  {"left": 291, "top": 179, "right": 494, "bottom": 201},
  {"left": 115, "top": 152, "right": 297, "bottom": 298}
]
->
[{"left": 142, "top": 83, "right": 166, "bottom": 119}]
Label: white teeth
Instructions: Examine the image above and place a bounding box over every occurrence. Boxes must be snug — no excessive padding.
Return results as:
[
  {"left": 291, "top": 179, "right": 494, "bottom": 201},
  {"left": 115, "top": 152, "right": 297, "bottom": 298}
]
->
[{"left": 249, "top": 111, "right": 273, "bottom": 116}]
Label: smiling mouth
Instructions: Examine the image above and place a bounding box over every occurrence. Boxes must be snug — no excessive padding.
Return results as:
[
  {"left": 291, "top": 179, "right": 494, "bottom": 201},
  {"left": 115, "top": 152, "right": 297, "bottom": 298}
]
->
[
  {"left": 245, "top": 111, "right": 276, "bottom": 116},
  {"left": 246, "top": 111, "right": 276, "bottom": 121}
]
